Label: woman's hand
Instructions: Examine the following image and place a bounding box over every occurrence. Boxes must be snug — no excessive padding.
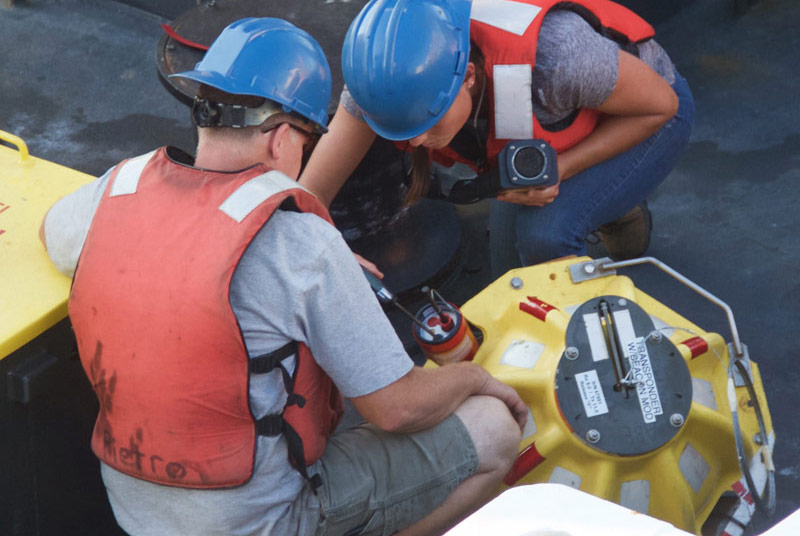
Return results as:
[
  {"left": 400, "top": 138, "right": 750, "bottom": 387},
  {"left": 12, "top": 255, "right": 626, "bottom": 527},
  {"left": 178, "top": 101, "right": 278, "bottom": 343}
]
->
[{"left": 496, "top": 181, "right": 560, "bottom": 206}]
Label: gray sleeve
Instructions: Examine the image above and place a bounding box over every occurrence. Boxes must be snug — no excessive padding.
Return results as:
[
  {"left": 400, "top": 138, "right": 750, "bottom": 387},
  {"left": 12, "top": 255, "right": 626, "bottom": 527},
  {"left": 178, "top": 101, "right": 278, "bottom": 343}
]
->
[
  {"left": 339, "top": 85, "right": 366, "bottom": 122},
  {"left": 532, "top": 11, "right": 619, "bottom": 122},
  {"left": 231, "top": 212, "right": 413, "bottom": 399},
  {"left": 44, "top": 169, "right": 111, "bottom": 277},
  {"left": 299, "top": 233, "right": 414, "bottom": 397}
]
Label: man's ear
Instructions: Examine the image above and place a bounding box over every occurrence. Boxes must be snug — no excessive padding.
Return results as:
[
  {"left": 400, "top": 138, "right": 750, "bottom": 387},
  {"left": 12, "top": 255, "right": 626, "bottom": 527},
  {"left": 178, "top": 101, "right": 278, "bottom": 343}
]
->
[{"left": 263, "top": 122, "right": 291, "bottom": 161}]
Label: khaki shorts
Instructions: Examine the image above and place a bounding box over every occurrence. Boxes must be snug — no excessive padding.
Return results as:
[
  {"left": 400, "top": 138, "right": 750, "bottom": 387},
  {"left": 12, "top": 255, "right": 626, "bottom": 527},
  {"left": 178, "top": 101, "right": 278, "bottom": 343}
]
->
[{"left": 312, "top": 413, "right": 478, "bottom": 536}]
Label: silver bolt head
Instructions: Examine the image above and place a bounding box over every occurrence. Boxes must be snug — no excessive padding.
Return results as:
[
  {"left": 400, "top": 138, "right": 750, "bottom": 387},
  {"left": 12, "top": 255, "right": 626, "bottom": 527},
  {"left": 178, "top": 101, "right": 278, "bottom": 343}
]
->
[
  {"left": 754, "top": 433, "right": 764, "bottom": 445},
  {"left": 618, "top": 299, "right": 628, "bottom": 306},
  {"left": 670, "top": 413, "right": 685, "bottom": 427},
  {"left": 565, "top": 347, "right": 580, "bottom": 360},
  {"left": 583, "top": 263, "right": 596, "bottom": 274},
  {"left": 586, "top": 429, "right": 601, "bottom": 443},
  {"left": 649, "top": 330, "right": 664, "bottom": 343},
  {"left": 510, "top": 277, "right": 523, "bottom": 289}
]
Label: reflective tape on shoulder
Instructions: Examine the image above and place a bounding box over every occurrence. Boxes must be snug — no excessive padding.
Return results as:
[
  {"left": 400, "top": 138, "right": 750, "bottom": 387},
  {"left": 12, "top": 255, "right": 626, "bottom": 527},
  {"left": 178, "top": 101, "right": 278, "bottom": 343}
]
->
[
  {"left": 109, "top": 150, "right": 157, "bottom": 197},
  {"left": 493, "top": 64, "right": 534, "bottom": 140},
  {"left": 471, "top": 0, "right": 543, "bottom": 36},
  {"left": 219, "top": 170, "right": 311, "bottom": 223}
]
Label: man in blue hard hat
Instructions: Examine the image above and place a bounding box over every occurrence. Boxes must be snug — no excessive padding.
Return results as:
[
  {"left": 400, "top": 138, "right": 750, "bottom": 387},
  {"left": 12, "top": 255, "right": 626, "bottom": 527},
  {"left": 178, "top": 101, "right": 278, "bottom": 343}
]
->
[{"left": 41, "top": 17, "right": 526, "bottom": 536}]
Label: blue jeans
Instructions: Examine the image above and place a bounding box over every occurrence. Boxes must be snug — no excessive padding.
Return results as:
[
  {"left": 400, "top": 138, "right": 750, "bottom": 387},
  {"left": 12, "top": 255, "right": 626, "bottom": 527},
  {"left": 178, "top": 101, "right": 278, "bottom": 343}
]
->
[{"left": 488, "top": 72, "right": 695, "bottom": 277}]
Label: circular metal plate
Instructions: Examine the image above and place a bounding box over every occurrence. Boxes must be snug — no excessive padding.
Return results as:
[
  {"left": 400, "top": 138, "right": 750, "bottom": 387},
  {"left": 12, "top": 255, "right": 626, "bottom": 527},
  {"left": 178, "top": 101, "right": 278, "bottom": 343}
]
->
[{"left": 555, "top": 296, "right": 693, "bottom": 455}]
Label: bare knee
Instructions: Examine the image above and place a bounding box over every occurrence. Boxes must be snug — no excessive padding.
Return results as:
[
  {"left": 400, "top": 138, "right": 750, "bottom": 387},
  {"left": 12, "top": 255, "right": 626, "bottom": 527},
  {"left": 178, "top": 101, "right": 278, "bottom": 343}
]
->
[{"left": 454, "top": 396, "right": 522, "bottom": 474}]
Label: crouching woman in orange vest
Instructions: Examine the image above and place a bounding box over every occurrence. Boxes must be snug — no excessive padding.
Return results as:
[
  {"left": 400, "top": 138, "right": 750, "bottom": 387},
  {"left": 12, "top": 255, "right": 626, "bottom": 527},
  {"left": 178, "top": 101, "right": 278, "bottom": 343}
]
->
[{"left": 301, "top": 0, "right": 695, "bottom": 276}]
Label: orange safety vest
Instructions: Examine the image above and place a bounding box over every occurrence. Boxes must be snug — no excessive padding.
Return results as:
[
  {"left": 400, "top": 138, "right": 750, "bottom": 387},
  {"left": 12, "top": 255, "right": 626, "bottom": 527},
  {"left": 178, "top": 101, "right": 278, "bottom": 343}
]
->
[
  {"left": 69, "top": 148, "right": 343, "bottom": 489},
  {"left": 432, "top": 0, "right": 654, "bottom": 171}
]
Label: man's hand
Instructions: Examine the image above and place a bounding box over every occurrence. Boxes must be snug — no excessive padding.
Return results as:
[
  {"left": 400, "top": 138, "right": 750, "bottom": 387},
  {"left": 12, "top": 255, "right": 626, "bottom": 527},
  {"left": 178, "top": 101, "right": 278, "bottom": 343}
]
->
[
  {"left": 476, "top": 374, "right": 528, "bottom": 431},
  {"left": 351, "top": 362, "right": 527, "bottom": 434},
  {"left": 354, "top": 253, "right": 383, "bottom": 279},
  {"left": 496, "top": 182, "right": 560, "bottom": 207}
]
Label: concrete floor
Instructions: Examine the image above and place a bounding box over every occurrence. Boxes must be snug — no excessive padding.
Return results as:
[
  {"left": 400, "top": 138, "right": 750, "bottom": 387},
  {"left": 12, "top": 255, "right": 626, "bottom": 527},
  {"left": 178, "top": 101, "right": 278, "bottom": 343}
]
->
[{"left": 1, "top": 0, "right": 798, "bottom": 533}]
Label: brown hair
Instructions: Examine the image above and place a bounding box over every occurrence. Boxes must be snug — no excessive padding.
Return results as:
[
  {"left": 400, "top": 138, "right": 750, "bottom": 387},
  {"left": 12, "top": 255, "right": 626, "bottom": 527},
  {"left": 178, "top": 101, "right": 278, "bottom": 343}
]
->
[
  {"left": 404, "top": 146, "right": 432, "bottom": 205},
  {"left": 403, "top": 42, "right": 485, "bottom": 206}
]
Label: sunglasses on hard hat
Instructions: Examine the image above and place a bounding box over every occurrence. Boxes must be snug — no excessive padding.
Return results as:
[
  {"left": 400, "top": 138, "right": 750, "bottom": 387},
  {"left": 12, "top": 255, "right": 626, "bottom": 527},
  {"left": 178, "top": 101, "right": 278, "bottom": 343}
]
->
[{"left": 287, "top": 124, "right": 321, "bottom": 155}]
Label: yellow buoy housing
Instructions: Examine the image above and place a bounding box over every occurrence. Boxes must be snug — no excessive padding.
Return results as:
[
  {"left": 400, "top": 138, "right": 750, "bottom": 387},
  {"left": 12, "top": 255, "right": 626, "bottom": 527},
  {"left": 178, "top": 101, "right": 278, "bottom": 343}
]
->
[
  {"left": 459, "top": 256, "right": 774, "bottom": 535},
  {"left": 0, "top": 129, "right": 94, "bottom": 359}
]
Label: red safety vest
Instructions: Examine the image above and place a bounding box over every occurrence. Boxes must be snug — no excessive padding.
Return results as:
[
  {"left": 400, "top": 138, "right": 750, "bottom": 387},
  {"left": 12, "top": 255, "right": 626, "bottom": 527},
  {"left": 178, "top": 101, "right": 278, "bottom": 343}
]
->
[
  {"left": 69, "top": 148, "right": 343, "bottom": 489},
  {"left": 433, "top": 0, "right": 654, "bottom": 171}
]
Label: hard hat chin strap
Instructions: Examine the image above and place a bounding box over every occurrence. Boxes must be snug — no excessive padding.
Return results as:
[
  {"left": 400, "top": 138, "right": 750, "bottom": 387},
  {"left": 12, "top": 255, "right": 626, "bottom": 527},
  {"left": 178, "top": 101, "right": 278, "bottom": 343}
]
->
[{"left": 192, "top": 98, "right": 283, "bottom": 129}]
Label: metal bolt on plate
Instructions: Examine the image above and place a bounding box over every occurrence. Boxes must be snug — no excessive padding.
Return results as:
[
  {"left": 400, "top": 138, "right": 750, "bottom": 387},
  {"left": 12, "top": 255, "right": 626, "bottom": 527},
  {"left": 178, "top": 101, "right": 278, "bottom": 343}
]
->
[
  {"left": 586, "top": 429, "right": 601, "bottom": 443},
  {"left": 510, "top": 277, "right": 523, "bottom": 290},
  {"left": 670, "top": 413, "right": 684, "bottom": 427},
  {"left": 649, "top": 330, "right": 664, "bottom": 343},
  {"left": 583, "top": 263, "right": 596, "bottom": 275},
  {"left": 565, "top": 346, "right": 579, "bottom": 360},
  {"left": 618, "top": 298, "right": 628, "bottom": 306},
  {"left": 754, "top": 433, "right": 764, "bottom": 445}
]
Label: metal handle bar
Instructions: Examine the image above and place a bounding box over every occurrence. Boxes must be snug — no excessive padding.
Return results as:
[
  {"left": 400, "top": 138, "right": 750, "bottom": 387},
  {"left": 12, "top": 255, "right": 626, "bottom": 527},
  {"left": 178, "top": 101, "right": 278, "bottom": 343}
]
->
[
  {"left": 0, "top": 129, "right": 30, "bottom": 163},
  {"left": 600, "top": 257, "right": 744, "bottom": 357}
]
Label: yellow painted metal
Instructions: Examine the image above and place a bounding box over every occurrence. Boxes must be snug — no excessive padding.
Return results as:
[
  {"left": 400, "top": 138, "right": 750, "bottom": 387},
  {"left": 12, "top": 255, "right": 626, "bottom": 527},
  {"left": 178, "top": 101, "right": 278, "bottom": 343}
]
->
[
  {"left": 457, "top": 256, "right": 773, "bottom": 535},
  {"left": 0, "top": 129, "right": 94, "bottom": 359}
]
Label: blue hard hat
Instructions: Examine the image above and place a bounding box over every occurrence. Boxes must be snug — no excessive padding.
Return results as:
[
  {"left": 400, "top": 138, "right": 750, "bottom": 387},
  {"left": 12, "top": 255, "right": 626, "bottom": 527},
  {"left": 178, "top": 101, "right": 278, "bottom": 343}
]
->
[
  {"left": 342, "top": 0, "right": 472, "bottom": 140},
  {"left": 171, "top": 18, "right": 331, "bottom": 132}
]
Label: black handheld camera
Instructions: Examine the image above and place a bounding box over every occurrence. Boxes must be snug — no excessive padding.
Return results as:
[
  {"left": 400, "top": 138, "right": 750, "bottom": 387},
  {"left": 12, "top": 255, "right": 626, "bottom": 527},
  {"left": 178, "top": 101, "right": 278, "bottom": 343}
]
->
[{"left": 497, "top": 139, "right": 558, "bottom": 190}]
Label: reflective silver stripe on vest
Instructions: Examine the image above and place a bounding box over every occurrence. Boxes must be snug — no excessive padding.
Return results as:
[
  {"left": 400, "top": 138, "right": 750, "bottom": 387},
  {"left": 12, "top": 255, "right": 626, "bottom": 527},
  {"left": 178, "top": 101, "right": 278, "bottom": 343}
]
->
[
  {"left": 493, "top": 64, "right": 534, "bottom": 140},
  {"left": 108, "top": 150, "right": 157, "bottom": 197},
  {"left": 470, "top": 0, "right": 542, "bottom": 36},
  {"left": 219, "top": 170, "right": 313, "bottom": 223}
]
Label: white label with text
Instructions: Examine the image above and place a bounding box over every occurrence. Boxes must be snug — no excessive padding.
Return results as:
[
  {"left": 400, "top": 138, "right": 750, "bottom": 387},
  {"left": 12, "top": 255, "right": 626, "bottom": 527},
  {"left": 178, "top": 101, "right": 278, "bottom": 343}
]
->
[
  {"left": 575, "top": 369, "right": 609, "bottom": 417},
  {"left": 626, "top": 337, "right": 663, "bottom": 423}
]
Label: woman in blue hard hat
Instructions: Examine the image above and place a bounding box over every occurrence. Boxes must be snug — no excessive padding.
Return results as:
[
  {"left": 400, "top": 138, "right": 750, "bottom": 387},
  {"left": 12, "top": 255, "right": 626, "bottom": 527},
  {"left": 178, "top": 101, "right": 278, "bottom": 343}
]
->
[{"left": 300, "top": 0, "right": 694, "bottom": 275}]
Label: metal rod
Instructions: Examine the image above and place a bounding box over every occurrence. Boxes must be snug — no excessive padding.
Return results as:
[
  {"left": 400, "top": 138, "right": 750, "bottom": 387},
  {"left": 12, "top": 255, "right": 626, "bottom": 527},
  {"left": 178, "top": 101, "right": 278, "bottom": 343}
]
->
[
  {"left": 421, "top": 286, "right": 446, "bottom": 319},
  {"left": 599, "top": 257, "right": 744, "bottom": 357},
  {"left": 599, "top": 300, "right": 627, "bottom": 389},
  {"left": 394, "top": 301, "right": 436, "bottom": 337}
]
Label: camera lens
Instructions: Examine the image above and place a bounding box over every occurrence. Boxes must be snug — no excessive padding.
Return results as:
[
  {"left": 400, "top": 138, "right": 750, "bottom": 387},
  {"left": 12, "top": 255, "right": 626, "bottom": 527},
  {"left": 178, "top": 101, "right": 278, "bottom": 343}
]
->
[{"left": 512, "top": 146, "right": 545, "bottom": 179}]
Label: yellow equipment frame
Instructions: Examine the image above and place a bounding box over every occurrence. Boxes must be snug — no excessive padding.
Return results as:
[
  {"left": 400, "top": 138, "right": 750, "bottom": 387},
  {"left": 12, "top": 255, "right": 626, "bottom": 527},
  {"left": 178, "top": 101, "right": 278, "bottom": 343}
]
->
[
  {"left": 0, "top": 130, "right": 94, "bottom": 359},
  {"left": 459, "top": 256, "right": 774, "bottom": 534}
]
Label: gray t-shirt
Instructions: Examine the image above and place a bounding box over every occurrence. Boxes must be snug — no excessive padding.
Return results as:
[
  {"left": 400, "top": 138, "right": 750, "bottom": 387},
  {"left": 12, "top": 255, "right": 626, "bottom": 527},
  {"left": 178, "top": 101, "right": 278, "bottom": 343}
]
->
[
  {"left": 341, "top": 10, "right": 676, "bottom": 127},
  {"left": 44, "top": 156, "right": 414, "bottom": 536}
]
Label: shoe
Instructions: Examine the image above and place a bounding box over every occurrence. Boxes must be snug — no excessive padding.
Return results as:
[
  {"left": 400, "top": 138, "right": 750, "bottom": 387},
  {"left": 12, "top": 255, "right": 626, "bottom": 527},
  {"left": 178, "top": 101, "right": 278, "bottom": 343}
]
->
[{"left": 595, "top": 201, "right": 653, "bottom": 261}]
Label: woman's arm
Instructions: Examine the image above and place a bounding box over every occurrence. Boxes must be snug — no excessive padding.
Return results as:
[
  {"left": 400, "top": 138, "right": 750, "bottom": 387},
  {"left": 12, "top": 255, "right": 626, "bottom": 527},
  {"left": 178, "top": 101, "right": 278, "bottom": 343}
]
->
[
  {"left": 299, "top": 100, "right": 377, "bottom": 207},
  {"left": 557, "top": 49, "right": 679, "bottom": 181}
]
